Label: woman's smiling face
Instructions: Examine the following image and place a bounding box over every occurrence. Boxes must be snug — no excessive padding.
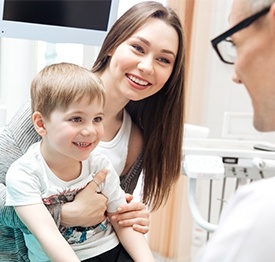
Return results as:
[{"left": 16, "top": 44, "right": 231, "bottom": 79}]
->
[{"left": 106, "top": 18, "right": 179, "bottom": 101}]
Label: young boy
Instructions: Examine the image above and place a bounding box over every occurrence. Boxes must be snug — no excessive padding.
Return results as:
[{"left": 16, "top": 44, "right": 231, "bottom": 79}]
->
[{"left": 5, "top": 62, "right": 155, "bottom": 262}]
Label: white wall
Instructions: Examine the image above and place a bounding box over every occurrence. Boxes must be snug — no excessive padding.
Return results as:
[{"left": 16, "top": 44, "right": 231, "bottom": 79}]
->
[{"left": 0, "top": 38, "right": 38, "bottom": 121}]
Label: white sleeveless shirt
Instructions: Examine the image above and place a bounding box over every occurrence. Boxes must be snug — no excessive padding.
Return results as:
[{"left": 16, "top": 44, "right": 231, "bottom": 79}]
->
[{"left": 94, "top": 110, "right": 132, "bottom": 176}]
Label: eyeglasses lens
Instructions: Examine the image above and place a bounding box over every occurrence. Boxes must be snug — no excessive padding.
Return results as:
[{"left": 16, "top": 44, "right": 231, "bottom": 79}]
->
[{"left": 217, "top": 39, "right": 236, "bottom": 64}]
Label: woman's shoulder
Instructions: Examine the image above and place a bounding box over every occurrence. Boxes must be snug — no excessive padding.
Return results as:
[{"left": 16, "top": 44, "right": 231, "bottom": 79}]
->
[{"left": 1, "top": 99, "right": 40, "bottom": 150}]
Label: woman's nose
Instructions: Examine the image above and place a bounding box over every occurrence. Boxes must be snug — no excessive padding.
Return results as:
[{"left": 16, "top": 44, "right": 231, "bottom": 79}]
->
[{"left": 137, "top": 56, "right": 154, "bottom": 75}]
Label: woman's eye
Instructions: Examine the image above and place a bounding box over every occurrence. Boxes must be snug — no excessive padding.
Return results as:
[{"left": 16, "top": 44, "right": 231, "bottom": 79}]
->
[
  {"left": 94, "top": 116, "right": 103, "bottom": 123},
  {"left": 132, "top": 44, "right": 144, "bottom": 54},
  {"left": 70, "top": 117, "right": 82, "bottom": 123},
  {"left": 157, "top": 57, "right": 171, "bottom": 64}
]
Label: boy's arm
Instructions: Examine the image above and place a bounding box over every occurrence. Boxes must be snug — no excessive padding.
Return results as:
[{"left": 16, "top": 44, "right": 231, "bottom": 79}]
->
[
  {"left": 15, "top": 203, "right": 80, "bottom": 262},
  {"left": 108, "top": 212, "right": 155, "bottom": 262}
]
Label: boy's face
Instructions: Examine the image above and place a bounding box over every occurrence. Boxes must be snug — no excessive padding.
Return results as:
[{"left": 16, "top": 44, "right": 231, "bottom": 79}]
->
[{"left": 40, "top": 97, "right": 105, "bottom": 165}]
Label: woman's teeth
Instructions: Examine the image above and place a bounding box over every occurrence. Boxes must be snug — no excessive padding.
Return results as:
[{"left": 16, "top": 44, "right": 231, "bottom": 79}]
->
[{"left": 128, "top": 75, "right": 149, "bottom": 86}]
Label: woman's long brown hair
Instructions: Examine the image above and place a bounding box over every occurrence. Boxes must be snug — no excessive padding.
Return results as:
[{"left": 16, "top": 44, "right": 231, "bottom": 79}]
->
[{"left": 92, "top": 1, "right": 185, "bottom": 211}]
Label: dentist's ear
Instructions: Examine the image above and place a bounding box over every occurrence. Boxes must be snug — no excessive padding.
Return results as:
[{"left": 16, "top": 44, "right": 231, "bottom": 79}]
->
[
  {"left": 267, "top": 3, "right": 275, "bottom": 36},
  {"left": 270, "top": 3, "right": 275, "bottom": 20},
  {"left": 32, "top": 111, "right": 47, "bottom": 136}
]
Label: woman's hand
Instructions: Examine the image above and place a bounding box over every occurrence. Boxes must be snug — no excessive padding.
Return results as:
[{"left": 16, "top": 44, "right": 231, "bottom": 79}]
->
[
  {"left": 61, "top": 170, "right": 108, "bottom": 227},
  {"left": 110, "top": 194, "right": 150, "bottom": 234}
]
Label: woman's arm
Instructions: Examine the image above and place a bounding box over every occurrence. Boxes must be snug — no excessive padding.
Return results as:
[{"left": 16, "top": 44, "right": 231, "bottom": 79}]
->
[
  {"left": 108, "top": 212, "right": 155, "bottom": 262},
  {"left": 15, "top": 204, "right": 80, "bottom": 262},
  {"left": 61, "top": 170, "right": 108, "bottom": 227}
]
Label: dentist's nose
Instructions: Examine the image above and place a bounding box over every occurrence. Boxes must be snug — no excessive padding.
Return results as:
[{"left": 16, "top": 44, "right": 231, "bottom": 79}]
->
[
  {"left": 232, "top": 70, "right": 242, "bottom": 84},
  {"left": 137, "top": 56, "right": 154, "bottom": 75}
]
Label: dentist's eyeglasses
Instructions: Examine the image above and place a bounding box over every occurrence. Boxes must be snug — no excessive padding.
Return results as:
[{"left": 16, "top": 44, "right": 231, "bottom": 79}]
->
[{"left": 211, "top": 5, "right": 271, "bottom": 64}]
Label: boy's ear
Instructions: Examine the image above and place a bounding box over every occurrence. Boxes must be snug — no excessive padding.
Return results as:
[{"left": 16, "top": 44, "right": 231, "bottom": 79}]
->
[{"left": 32, "top": 111, "right": 47, "bottom": 136}]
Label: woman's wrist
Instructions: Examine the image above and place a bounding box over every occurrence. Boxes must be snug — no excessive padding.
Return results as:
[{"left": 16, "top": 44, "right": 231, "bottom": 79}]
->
[{"left": 60, "top": 201, "right": 80, "bottom": 227}]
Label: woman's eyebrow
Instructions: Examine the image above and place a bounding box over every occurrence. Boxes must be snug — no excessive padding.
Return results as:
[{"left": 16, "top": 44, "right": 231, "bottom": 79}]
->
[
  {"left": 161, "top": 49, "right": 176, "bottom": 57},
  {"left": 133, "top": 36, "right": 176, "bottom": 57}
]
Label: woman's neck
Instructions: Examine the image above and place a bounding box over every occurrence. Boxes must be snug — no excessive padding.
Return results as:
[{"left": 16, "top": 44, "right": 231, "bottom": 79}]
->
[{"left": 97, "top": 71, "right": 130, "bottom": 141}]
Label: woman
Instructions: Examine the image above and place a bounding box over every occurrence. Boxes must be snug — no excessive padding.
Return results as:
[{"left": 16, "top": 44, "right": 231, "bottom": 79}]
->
[{"left": 0, "top": 1, "right": 185, "bottom": 261}]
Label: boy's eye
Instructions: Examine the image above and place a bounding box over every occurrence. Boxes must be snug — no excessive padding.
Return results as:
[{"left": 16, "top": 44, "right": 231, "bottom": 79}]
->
[
  {"left": 70, "top": 117, "right": 82, "bottom": 123},
  {"left": 94, "top": 116, "right": 103, "bottom": 123}
]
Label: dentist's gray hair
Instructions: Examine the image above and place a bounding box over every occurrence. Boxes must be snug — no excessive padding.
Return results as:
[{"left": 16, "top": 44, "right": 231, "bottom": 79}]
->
[{"left": 250, "top": 0, "right": 275, "bottom": 13}]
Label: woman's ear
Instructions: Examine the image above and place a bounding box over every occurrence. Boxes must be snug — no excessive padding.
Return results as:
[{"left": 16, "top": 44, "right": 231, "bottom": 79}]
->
[
  {"left": 32, "top": 111, "right": 47, "bottom": 136},
  {"left": 108, "top": 47, "right": 116, "bottom": 56}
]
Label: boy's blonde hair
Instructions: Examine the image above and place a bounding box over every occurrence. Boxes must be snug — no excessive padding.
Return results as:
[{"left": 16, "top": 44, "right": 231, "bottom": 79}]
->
[{"left": 31, "top": 62, "right": 105, "bottom": 119}]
